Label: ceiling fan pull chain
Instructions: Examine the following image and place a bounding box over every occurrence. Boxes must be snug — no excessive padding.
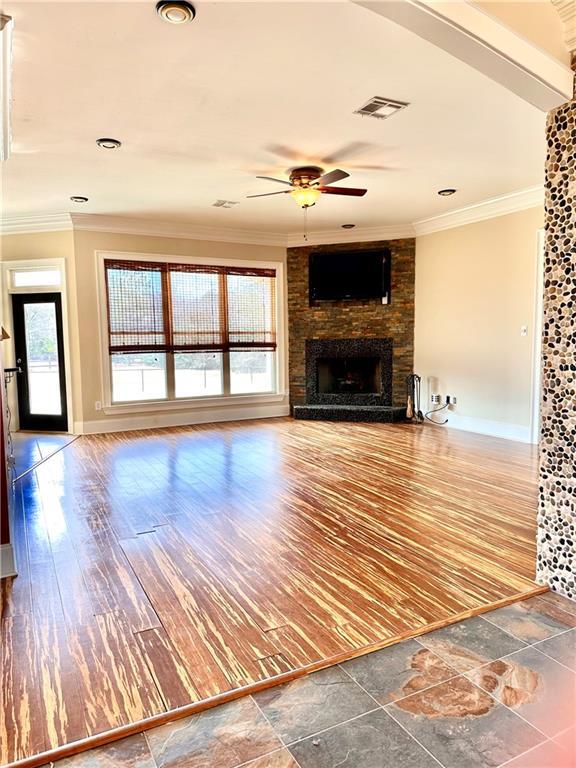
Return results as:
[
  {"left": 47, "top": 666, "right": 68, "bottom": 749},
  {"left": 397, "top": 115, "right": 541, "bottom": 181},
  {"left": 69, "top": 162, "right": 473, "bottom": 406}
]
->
[{"left": 303, "top": 206, "right": 308, "bottom": 242}]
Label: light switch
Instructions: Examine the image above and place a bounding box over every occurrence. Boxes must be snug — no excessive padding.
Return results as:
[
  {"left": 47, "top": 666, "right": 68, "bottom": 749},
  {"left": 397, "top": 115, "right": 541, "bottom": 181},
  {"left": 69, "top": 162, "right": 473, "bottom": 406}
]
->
[{"left": 520, "top": 326, "right": 528, "bottom": 337}]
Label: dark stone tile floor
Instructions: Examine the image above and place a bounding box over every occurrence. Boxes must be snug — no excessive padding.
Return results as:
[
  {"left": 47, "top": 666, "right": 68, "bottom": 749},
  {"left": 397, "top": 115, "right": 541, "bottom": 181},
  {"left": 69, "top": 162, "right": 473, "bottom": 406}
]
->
[{"left": 43, "top": 593, "right": 576, "bottom": 768}]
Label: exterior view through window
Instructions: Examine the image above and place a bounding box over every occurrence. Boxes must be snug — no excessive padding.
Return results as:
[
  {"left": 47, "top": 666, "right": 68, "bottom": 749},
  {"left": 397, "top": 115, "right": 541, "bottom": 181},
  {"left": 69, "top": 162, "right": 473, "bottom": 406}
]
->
[{"left": 104, "top": 259, "right": 277, "bottom": 403}]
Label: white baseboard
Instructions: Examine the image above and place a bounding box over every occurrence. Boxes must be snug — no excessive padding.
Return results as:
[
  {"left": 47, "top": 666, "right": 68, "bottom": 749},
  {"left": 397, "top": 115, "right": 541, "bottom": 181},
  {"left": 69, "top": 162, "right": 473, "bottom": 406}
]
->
[
  {"left": 442, "top": 412, "right": 533, "bottom": 443},
  {"left": 0, "top": 543, "right": 17, "bottom": 578},
  {"left": 75, "top": 403, "right": 290, "bottom": 435}
]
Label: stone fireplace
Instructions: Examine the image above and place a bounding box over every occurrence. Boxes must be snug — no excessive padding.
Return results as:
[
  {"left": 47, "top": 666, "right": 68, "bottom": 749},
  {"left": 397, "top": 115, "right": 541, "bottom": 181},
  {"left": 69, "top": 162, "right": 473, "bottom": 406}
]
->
[{"left": 287, "top": 237, "right": 415, "bottom": 421}]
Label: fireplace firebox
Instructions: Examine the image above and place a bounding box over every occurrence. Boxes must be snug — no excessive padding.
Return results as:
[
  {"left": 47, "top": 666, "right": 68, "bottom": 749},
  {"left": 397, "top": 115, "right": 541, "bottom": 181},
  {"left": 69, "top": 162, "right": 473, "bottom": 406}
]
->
[
  {"left": 303, "top": 338, "right": 393, "bottom": 407},
  {"left": 317, "top": 357, "right": 381, "bottom": 395}
]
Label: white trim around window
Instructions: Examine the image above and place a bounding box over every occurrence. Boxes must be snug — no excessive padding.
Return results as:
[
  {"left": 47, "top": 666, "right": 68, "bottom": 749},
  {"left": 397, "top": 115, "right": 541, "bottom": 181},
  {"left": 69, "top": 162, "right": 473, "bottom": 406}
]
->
[{"left": 95, "top": 250, "right": 288, "bottom": 415}]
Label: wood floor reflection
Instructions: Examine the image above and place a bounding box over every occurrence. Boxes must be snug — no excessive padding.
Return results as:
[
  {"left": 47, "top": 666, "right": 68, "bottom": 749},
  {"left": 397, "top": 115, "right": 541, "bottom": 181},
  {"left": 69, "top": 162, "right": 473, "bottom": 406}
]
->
[{"left": 0, "top": 418, "right": 540, "bottom": 764}]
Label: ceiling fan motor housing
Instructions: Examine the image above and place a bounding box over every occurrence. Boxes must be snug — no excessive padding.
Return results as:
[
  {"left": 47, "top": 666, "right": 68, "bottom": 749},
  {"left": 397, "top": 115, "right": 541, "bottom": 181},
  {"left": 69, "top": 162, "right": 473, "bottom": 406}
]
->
[{"left": 289, "top": 166, "right": 324, "bottom": 187}]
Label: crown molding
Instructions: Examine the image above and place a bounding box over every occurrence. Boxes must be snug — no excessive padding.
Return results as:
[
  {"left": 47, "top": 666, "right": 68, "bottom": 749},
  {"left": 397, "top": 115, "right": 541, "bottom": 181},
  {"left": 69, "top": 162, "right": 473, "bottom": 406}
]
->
[
  {"left": 0, "top": 212, "right": 72, "bottom": 234},
  {"left": 1, "top": 186, "right": 544, "bottom": 242},
  {"left": 286, "top": 225, "right": 415, "bottom": 248},
  {"left": 551, "top": 0, "right": 576, "bottom": 55},
  {"left": 69, "top": 213, "right": 287, "bottom": 247},
  {"left": 413, "top": 185, "right": 544, "bottom": 236}
]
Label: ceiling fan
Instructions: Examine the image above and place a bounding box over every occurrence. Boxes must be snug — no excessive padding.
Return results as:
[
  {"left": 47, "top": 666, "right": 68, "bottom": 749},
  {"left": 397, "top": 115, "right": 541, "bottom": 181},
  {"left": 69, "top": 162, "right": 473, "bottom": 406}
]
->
[{"left": 247, "top": 166, "right": 367, "bottom": 208}]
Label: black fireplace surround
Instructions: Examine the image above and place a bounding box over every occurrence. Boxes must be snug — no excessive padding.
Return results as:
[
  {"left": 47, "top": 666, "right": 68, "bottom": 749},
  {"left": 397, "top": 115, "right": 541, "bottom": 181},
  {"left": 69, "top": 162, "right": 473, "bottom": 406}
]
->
[{"left": 305, "top": 338, "right": 393, "bottom": 406}]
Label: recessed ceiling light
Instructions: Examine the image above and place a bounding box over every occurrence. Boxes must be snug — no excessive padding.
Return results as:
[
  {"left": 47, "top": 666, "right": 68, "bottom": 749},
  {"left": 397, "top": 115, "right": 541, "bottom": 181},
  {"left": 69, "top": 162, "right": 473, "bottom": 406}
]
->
[
  {"left": 156, "top": 1, "right": 196, "bottom": 24},
  {"left": 70, "top": 196, "right": 89, "bottom": 203},
  {"left": 341, "top": 224, "right": 356, "bottom": 229},
  {"left": 96, "top": 137, "right": 122, "bottom": 149},
  {"left": 438, "top": 188, "right": 457, "bottom": 196}
]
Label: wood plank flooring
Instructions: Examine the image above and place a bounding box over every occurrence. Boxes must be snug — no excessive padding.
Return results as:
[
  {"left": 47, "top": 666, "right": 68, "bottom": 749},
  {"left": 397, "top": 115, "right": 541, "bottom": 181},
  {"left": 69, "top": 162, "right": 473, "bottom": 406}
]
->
[{"left": 0, "top": 418, "right": 540, "bottom": 765}]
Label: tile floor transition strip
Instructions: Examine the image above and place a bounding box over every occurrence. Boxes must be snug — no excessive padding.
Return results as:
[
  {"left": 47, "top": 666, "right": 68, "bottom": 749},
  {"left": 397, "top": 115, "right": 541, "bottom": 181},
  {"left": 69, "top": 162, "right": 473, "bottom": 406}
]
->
[{"left": 4, "top": 586, "right": 550, "bottom": 768}]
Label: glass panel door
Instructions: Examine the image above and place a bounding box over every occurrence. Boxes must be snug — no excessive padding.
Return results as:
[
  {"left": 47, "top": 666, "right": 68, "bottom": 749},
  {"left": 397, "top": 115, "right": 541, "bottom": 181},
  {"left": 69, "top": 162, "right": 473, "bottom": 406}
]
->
[{"left": 12, "top": 293, "right": 68, "bottom": 431}]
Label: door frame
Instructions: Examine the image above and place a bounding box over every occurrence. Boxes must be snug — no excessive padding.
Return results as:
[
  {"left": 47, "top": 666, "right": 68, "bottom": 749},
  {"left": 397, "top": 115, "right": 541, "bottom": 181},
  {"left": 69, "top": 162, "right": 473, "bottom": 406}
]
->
[
  {"left": 1, "top": 259, "right": 73, "bottom": 433},
  {"left": 11, "top": 291, "right": 68, "bottom": 431}
]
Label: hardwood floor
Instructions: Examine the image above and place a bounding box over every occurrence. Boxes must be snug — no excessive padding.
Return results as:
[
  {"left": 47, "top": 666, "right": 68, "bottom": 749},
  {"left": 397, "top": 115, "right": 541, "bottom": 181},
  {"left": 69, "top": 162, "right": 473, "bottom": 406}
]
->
[{"left": 0, "top": 418, "right": 540, "bottom": 765}]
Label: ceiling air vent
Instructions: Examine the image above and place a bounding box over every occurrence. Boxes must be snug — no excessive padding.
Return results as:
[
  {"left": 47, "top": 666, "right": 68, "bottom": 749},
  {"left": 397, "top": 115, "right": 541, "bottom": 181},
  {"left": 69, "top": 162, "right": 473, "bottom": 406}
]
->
[
  {"left": 212, "top": 200, "right": 238, "bottom": 208},
  {"left": 354, "top": 96, "right": 409, "bottom": 120}
]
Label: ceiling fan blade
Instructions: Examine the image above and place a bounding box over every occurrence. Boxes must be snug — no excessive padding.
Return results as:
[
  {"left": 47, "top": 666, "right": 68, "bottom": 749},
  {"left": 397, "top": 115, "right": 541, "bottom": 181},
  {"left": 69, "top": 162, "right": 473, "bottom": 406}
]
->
[
  {"left": 256, "top": 176, "right": 293, "bottom": 186},
  {"left": 246, "top": 190, "right": 291, "bottom": 198},
  {"left": 315, "top": 169, "right": 349, "bottom": 187},
  {"left": 319, "top": 186, "right": 367, "bottom": 197},
  {"left": 265, "top": 143, "right": 303, "bottom": 161},
  {"left": 350, "top": 164, "right": 398, "bottom": 171},
  {"left": 321, "top": 142, "right": 375, "bottom": 164}
]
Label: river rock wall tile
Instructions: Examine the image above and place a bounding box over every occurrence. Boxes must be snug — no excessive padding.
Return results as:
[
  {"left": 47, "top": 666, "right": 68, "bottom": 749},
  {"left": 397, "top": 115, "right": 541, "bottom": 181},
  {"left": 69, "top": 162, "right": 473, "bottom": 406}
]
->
[{"left": 538, "top": 81, "right": 576, "bottom": 601}]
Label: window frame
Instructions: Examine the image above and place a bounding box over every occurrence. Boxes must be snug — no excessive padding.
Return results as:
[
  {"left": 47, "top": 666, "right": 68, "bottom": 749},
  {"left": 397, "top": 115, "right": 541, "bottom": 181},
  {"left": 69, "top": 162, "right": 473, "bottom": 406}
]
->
[{"left": 96, "top": 250, "right": 286, "bottom": 414}]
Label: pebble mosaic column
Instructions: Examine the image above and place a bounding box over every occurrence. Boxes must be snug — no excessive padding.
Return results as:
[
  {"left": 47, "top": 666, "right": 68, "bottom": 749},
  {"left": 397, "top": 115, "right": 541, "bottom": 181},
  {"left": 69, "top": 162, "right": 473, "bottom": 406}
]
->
[{"left": 537, "top": 59, "right": 576, "bottom": 599}]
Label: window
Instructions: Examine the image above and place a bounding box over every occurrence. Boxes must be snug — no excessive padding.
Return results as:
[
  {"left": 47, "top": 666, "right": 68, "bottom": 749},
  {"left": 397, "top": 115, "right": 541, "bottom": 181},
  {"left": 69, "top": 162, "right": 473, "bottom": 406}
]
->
[
  {"left": 11, "top": 268, "right": 61, "bottom": 288},
  {"left": 104, "top": 259, "right": 277, "bottom": 403}
]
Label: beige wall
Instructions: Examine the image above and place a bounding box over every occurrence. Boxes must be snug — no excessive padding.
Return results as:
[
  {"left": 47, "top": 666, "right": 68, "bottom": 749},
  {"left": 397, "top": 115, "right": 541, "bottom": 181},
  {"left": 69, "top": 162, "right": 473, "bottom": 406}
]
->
[
  {"left": 0, "top": 230, "right": 74, "bottom": 262},
  {"left": 2, "top": 213, "right": 543, "bottom": 438},
  {"left": 414, "top": 207, "right": 543, "bottom": 436},
  {"left": 1, "top": 229, "right": 287, "bottom": 432},
  {"left": 73, "top": 230, "right": 288, "bottom": 429},
  {"left": 0, "top": 230, "right": 84, "bottom": 425}
]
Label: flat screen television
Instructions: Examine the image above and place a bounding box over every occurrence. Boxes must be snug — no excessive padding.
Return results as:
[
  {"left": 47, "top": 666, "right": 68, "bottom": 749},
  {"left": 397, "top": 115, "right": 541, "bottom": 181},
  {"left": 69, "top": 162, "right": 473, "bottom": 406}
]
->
[{"left": 309, "top": 248, "right": 391, "bottom": 303}]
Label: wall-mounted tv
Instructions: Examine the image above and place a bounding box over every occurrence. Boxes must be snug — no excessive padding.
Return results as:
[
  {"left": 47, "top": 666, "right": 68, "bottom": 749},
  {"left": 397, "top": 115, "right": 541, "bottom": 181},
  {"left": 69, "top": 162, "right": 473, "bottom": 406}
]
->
[{"left": 309, "top": 248, "right": 391, "bottom": 303}]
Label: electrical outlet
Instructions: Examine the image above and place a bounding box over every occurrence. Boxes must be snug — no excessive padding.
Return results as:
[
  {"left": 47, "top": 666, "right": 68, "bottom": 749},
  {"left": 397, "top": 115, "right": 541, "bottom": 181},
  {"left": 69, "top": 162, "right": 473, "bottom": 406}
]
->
[
  {"left": 431, "top": 394, "right": 441, "bottom": 404},
  {"left": 445, "top": 395, "right": 457, "bottom": 405},
  {"left": 95, "top": 400, "right": 102, "bottom": 411}
]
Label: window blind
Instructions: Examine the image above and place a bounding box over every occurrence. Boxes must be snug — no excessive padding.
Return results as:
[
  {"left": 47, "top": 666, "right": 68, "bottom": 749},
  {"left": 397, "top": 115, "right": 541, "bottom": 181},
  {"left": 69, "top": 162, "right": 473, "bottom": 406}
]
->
[{"left": 104, "top": 259, "right": 277, "bottom": 354}]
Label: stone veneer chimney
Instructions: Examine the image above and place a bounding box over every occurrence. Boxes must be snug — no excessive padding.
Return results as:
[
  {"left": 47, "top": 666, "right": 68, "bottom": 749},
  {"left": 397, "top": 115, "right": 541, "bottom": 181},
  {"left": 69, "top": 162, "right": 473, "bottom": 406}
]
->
[
  {"left": 537, "top": 52, "right": 576, "bottom": 599},
  {"left": 287, "top": 239, "right": 415, "bottom": 409}
]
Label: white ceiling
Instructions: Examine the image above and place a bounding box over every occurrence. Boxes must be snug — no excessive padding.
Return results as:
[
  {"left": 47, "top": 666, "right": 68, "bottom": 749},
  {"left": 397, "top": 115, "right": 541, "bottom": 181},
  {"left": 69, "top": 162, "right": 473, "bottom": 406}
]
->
[{"left": 2, "top": 1, "right": 547, "bottom": 234}]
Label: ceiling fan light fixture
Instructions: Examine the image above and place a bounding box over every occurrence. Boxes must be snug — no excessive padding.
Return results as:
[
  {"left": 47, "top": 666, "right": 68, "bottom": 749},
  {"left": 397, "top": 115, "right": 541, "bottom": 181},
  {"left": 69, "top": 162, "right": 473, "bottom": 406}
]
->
[
  {"left": 291, "top": 187, "right": 321, "bottom": 208},
  {"left": 156, "top": 1, "right": 196, "bottom": 24}
]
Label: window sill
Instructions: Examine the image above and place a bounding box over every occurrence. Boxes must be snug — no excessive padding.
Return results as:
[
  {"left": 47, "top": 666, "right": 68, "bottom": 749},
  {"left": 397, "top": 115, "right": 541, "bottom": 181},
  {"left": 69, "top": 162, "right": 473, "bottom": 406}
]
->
[{"left": 102, "top": 391, "right": 287, "bottom": 415}]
